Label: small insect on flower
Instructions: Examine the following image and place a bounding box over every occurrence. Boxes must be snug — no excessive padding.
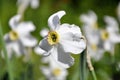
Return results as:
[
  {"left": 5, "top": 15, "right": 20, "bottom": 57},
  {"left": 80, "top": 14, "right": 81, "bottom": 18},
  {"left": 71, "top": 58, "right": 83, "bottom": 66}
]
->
[
  {"left": 39, "top": 11, "right": 86, "bottom": 68},
  {"left": 3, "top": 14, "right": 37, "bottom": 58}
]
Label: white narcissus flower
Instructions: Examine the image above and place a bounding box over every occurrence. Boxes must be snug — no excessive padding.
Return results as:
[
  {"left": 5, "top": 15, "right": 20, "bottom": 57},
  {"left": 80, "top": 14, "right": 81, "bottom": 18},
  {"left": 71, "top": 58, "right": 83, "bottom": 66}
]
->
[
  {"left": 17, "top": 0, "right": 39, "bottom": 14},
  {"left": 41, "top": 55, "right": 68, "bottom": 80},
  {"left": 39, "top": 11, "right": 86, "bottom": 68},
  {"left": 35, "top": 28, "right": 68, "bottom": 80},
  {"left": 80, "top": 11, "right": 104, "bottom": 61},
  {"left": 101, "top": 16, "right": 120, "bottom": 54},
  {"left": 3, "top": 14, "right": 37, "bottom": 58}
]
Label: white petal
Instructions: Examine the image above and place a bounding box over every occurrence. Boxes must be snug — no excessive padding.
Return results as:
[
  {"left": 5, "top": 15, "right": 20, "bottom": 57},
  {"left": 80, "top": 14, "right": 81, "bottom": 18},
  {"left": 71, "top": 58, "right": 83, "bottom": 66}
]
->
[
  {"left": 49, "top": 57, "right": 68, "bottom": 78},
  {"left": 40, "top": 28, "right": 49, "bottom": 37},
  {"left": 58, "top": 24, "right": 86, "bottom": 54},
  {"left": 50, "top": 46, "right": 74, "bottom": 68},
  {"left": 16, "top": 21, "right": 36, "bottom": 35},
  {"left": 30, "top": 0, "right": 39, "bottom": 9},
  {"left": 104, "top": 41, "right": 112, "bottom": 51},
  {"left": 9, "top": 15, "right": 21, "bottom": 29},
  {"left": 40, "top": 66, "right": 51, "bottom": 77},
  {"left": 88, "top": 11, "right": 97, "bottom": 21},
  {"left": 80, "top": 11, "right": 97, "bottom": 26},
  {"left": 39, "top": 38, "right": 52, "bottom": 53},
  {"left": 34, "top": 46, "right": 46, "bottom": 55},
  {"left": 104, "top": 16, "right": 119, "bottom": 32},
  {"left": 20, "top": 34, "right": 37, "bottom": 47},
  {"left": 48, "top": 11, "right": 66, "bottom": 30},
  {"left": 60, "top": 35, "right": 86, "bottom": 54},
  {"left": 57, "top": 24, "right": 82, "bottom": 35},
  {"left": 109, "top": 34, "right": 120, "bottom": 43},
  {"left": 11, "top": 41, "right": 26, "bottom": 56},
  {"left": 4, "top": 34, "right": 12, "bottom": 44}
]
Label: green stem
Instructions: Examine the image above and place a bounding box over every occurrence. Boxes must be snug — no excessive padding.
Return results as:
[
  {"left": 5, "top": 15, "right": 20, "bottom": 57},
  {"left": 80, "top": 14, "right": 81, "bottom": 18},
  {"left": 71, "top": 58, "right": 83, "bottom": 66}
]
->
[
  {"left": 80, "top": 49, "right": 87, "bottom": 80},
  {"left": 0, "top": 23, "right": 14, "bottom": 80},
  {"left": 91, "top": 69, "right": 97, "bottom": 80},
  {"left": 86, "top": 51, "right": 97, "bottom": 80}
]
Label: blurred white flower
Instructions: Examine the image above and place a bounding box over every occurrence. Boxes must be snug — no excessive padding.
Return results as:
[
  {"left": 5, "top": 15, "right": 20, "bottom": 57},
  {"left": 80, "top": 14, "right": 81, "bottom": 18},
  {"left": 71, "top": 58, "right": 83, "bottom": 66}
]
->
[
  {"left": 80, "top": 10, "right": 98, "bottom": 29},
  {"left": 102, "top": 16, "right": 120, "bottom": 54},
  {"left": 117, "top": 2, "right": 120, "bottom": 22},
  {"left": 41, "top": 56, "right": 68, "bottom": 80},
  {"left": 3, "top": 14, "right": 37, "bottom": 58},
  {"left": 17, "top": 0, "right": 39, "bottom": 14},
  {"left": 80, "top": 11, "right": 104, "bottom": 61},
  {"left": 39, "top": 11, "right": 86, "bottom": 68}
]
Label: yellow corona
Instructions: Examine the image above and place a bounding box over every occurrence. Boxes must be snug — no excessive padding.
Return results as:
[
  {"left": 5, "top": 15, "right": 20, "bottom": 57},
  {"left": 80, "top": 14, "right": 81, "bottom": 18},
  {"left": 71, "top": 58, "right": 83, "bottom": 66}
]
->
[
  {"left": 101, "top": 30, "right": 109, "bottom": 40},
  {"left": 9, "top": 30, "right": 19, "bottom": 41},
  {"left": 91, "top": 44, "right": 97, "bottom": 51},
  {"left": 47, "top": 31, "right": 60, "bottom": 45},
  {"left": 53, "top": 68, "right": 61, "bottom": 76}
]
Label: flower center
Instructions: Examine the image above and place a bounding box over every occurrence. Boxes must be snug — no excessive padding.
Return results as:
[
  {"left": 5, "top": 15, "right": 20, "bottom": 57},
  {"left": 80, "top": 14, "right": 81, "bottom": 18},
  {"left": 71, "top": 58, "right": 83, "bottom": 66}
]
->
[
  {"left": 52, "top": 68, "right": 61, "bottom": 76},
  {"left": 92, "top": 22, "right": 98, "bottom": 29},
  {"left": 91, "top": 44, "right": 97, "bottom": 51},
  {"left": 47, "top": 31, "right": 60, "bottom": 45},
  {"left": 101, "top": 30, "right": 109, "bottom": 40},
  {"left": 9, "top": 30, "right": 19, "bottom": 41}
]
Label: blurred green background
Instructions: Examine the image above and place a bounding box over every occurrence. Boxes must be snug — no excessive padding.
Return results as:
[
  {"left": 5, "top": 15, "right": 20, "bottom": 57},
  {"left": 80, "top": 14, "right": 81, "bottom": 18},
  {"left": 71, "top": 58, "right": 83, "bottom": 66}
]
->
[{"left": 0, "top": 0, "right": 120, "bottom": 80}]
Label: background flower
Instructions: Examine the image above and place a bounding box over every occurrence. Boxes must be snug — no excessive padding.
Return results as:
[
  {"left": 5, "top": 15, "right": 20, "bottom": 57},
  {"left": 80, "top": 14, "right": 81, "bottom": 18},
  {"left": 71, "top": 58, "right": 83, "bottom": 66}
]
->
[{"left": 3, "top": 14, "right": 37, "bottom": 58}]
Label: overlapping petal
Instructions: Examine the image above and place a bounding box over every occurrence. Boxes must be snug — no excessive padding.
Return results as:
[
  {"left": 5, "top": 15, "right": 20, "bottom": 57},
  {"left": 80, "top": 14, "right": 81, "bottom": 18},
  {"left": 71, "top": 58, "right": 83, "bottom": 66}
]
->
[
  {"left": 20, "top": 34, "right": 37, "bottom": 47},
  {"left": 9, "top": 14, "right": 21, "bottom": 29},
  {"left": 57, "top": 24, "right": 82, "bottom": 35},
  {"left": 57, "top": 24, "right": 86, "bottom": 54},
  {"left": 39, "top": 38, "right": 52, "bottom": 53},
  {"left": 16, "top": 21, "right": 36, "bottom": 35},
  {"left": 48, "top": 11, "right": 66, "bottom": 30},
  {"left": 59, "top": 32, "right": 86, "bottom": 54},
  {"left": 50, "top": 46, "right": 74, "bottom": 68}
]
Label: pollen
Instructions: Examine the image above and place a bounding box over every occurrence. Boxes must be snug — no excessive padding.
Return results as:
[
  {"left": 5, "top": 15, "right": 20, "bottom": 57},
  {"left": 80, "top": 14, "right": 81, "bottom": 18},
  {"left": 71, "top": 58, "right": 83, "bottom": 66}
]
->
[
  {"left": 52, "top": 68, "right": 61, "bottom": 76},
  {"left": 47, "top": 31, "right": 60, "bottom": 45},
  {"left": 101, "top": 30, "right": 109, "bottom": 40},
  {"left": 9, "top": 30, "right": 19, "bottom": 41}
]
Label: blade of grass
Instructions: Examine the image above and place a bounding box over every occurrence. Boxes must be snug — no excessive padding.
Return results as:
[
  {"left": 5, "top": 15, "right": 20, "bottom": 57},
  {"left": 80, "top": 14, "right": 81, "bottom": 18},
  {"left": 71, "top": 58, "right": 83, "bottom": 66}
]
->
[
  {"left": 80, "top": 48, "right": 87, "bottom": 80},
  {"left": 0, "top": 23, "right": 14, "bottom": 80}
]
